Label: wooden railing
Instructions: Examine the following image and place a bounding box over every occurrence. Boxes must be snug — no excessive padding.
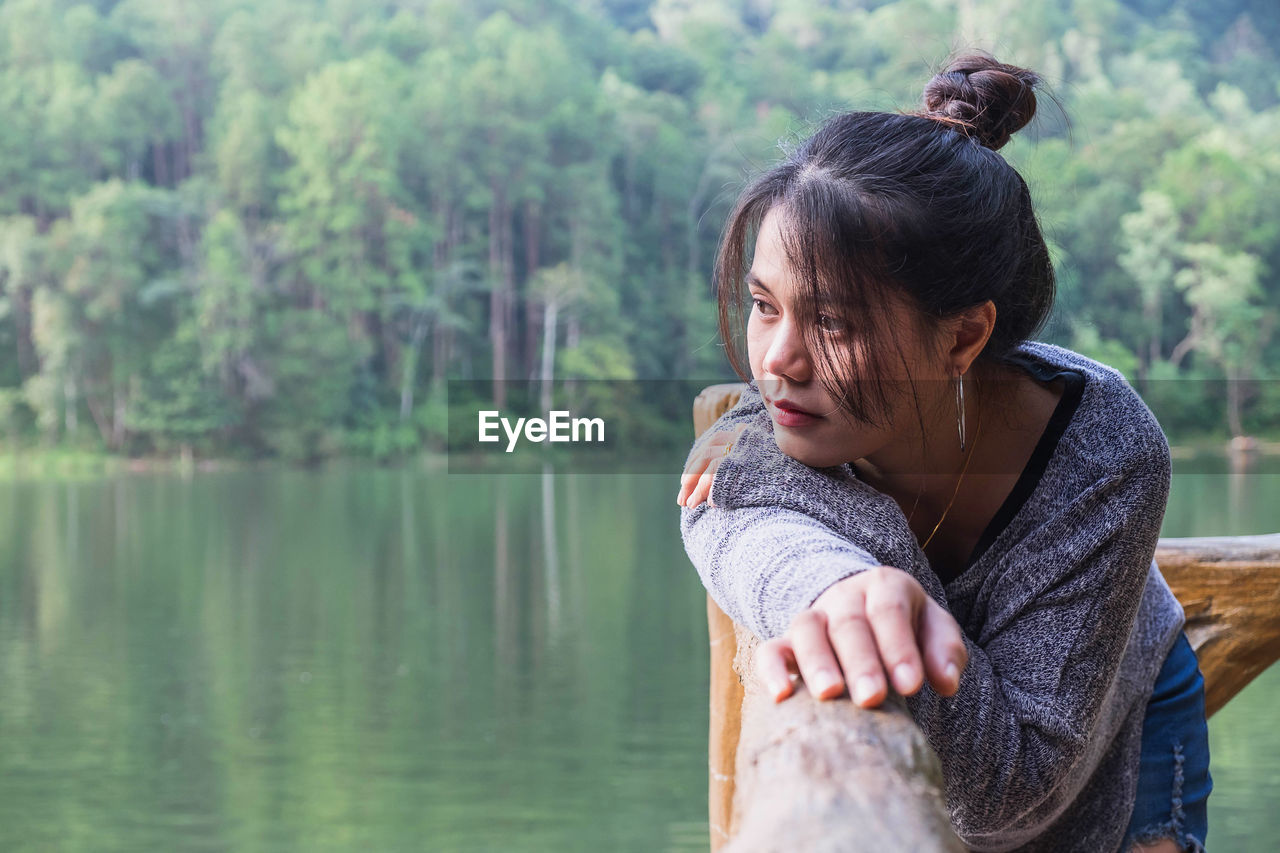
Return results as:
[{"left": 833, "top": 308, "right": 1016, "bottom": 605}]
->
[{"left": 693, "top": 383, "right": 1280, "bottom": 852}]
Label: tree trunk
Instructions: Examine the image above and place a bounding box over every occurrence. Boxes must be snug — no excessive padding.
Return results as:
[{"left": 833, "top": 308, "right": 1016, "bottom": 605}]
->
[
  {"left": 429, "top": 201, "right": 457, "bottom": 393},
  {"left": 1226, "top": 364, "right": 1244, "bottom": 438},
  {"left": 13, "top": 286, "right": 34, "bottom": 379},
  {"left": 1168, "top": 310, "right": 1203, "bottom": 369},
  {"left": 152, "top": 140, "right": 169, "bottom": 188},
  {"left": 539, "top": 298, "right": 559, "bottom": 413},
  {"left": 502, "top": 194, "right": 516, "bottom": 379},
  {"left": 488, "top": 184, "right": 508, "bottom": 406},
  {"left": 84, "top": 386, "right": 114, "bottom": 447},
  {"left": 63, "top": 374, "right": 77, "bottom": 438},
  {"left": 565, "top": 314, "right": 580, "bottom": 351},
  {"left": 523, "top": 201, "right": 542, "bottom": 376},
  {"left": 1143, "top": 288, "right": 1161, "bottom": 375},
  {"left": 400, "top": 314, "right": 427, "bottom": 423},
  {"left": 112, "top": 379, "right": 127, "bottom": 450},
  {"left": 431, "top": 315, "right": 449, "bottom": 392}
]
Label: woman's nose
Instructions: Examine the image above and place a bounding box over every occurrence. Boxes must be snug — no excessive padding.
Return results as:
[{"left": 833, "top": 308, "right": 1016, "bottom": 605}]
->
[{"left": 761, "top": 319, "right": 810, "bottom": 382}]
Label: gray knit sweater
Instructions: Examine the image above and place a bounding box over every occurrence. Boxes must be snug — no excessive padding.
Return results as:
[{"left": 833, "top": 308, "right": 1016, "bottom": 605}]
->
[{"left": 680, "top": 341, "right": 1185, "bottom": 853}]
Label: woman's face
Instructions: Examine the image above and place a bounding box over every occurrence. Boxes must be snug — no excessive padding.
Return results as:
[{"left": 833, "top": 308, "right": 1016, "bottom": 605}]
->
[{"left": 745, "top": 206, "right": 947, "bottom": 468}]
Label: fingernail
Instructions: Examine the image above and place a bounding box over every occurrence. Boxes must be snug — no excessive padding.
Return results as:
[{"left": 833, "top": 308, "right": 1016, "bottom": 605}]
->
[
  {"left": 853, "top": 676, "right": 878, "bottom": 705},
  {"left": 810, "top": 668, "right": 838, "bottom": 695},
  {"left": 945, "top": 662, "right": 960, "bottom": 686},
  {"left": 767, "top": 680, "right": 788, "bottom": 701},
  {"left": 894, "top": 663, "right": 915, "bottom": 691}
]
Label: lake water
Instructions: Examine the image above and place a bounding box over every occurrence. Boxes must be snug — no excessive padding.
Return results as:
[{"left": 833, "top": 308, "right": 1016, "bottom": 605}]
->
[{"left": 0, "top": 456, "right": 1277, "bottom": 851}]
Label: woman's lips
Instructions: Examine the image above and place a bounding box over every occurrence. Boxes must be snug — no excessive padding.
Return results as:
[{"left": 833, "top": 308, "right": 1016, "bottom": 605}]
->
[{"left": 767, "top": 397, "right": 822, "bottom": 428}]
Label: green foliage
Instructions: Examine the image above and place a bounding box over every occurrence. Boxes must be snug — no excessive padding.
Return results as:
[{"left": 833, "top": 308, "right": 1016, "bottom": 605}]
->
[
  {"left": 1070, "top": 324, "right": 1141, "bottom": 383},
  {"left": 255, "top": 310, "right": 370, "bottom": 461},
  {"left": 559, "top": 336, "right": 638, "bottom": 381},
  {"left": 127, "top": 322, "right": 235, "bottom": 452},
  {"left": 1, "top": 0, "right": 1278, "bottom": 458},
  {"left": 1139, "top": 357, "right": 1223, "bottom": 438},
  {"left": 0, "top": 385, "right": 29, "bottom": 440}
]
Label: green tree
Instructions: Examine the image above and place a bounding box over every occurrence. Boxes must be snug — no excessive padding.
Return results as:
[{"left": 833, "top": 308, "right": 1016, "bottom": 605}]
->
[
  {"left": 1119, "top": 190, "right": 1179, "bottom": 378},
  {"left": 1169, "top": 243, "right": 1273, "bottom": 437}
]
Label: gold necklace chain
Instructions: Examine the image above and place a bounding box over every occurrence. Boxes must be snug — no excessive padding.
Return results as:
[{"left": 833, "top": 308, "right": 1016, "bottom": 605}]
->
[{"left": 910, "top": 395, "right": 983, "bottom": 551}]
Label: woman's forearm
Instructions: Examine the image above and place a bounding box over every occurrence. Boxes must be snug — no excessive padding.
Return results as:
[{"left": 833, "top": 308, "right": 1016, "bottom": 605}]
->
[{"left": 681, "top": 500, "right": 881, "bottom": 640}]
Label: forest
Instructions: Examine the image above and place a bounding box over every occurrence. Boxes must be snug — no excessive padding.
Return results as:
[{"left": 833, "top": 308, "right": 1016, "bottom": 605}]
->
[{"left": 0, "top": 0, "right": 1276, "bottom": 460}]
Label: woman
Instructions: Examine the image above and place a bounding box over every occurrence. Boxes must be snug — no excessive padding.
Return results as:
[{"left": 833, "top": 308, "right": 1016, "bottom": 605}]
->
[{"left": 676, "top": 55, "right": 1210, "bottom": 853}]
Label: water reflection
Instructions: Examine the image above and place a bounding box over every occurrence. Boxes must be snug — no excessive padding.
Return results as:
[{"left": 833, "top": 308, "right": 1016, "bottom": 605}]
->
[
  {"left": 0, "top": 457, "right": 1276, "bottom": 851},
  {"left": 543, "top": 466, "right": 562, "bottom": 636}
]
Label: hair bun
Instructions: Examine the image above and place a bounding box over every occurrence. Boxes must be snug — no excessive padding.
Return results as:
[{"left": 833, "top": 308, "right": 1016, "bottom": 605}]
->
[{"left": 921, "top": 53, "right": 1041, "bottom": 150}]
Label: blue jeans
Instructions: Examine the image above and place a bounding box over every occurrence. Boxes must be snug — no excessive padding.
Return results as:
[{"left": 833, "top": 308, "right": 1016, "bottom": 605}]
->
[{"left": 1123, "top": 631, "right": 1212, "bottom": 851}]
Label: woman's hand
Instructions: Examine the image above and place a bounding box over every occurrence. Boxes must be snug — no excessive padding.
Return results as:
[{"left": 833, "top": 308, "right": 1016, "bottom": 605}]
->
[
  {"left": 757, "top": 566, "right": 969, "bottom": 707},
  {"left": 676, "top": 423, "right": 748, "bottom": 508}
]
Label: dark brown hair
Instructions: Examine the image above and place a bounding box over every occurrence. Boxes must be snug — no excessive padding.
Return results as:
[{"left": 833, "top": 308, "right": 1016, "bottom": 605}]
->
[{"left": 714, "top": 53, "right": 1054, "bottom": 430}]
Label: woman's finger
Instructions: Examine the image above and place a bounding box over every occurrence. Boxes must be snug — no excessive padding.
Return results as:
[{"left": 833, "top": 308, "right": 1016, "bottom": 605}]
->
[
  {"left": 677, "top": 446, "right": 716, "bottom": 505},
  {"left": 756, "top": 636, "right": 799, "bottom": 702},
  {"left": 680, "top": 435, "right": 732, "bottom": 502},
  {"left": 918, "top": 598, "right": 969, "bottom": 697},
  {"left": 864, "top": 571, "right": 926, "bottom": 696},
  {"left": 683, "top": 463, "right": 714, "bottom": 508},
  {"left": 824, "top": 596, "right": 888, "bottom": 708},
  {"left": 677, "top": 427, "right": 740, "bottom": 506},
  {"left": 676, "top": 456, "right": 711, "bottom": 505},
  {"left": 788, "top": 610, "right": 846, "bottom": 700},
  {"left": 684, "top": 455, "right": 729, "bottom": 509}
]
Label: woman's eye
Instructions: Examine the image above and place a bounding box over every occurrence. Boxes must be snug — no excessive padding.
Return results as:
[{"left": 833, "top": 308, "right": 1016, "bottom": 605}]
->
[
  {"left": 817, "top": 314, "right": 847, "bottom": 334},
  {"left": 751, "top": 298, "right": 776, "bottom": 315}
]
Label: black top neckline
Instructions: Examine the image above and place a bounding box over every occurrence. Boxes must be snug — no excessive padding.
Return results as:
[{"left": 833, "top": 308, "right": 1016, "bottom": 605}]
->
[{"left": 938, "top": 352, "right": 1087, "bottom": 584}]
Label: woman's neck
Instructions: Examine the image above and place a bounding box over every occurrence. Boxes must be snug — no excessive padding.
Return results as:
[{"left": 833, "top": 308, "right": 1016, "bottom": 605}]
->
[{"left": 852, "top": 360, "right": 1043, "bottom": 525}]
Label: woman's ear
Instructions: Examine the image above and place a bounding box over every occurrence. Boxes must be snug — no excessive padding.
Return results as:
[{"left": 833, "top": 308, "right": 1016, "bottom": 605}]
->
[{"left": 948, "top": 300, "right": 997, "bottom": 373}]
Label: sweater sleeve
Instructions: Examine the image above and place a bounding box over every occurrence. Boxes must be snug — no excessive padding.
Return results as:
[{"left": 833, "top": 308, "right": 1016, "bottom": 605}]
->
[
  {"left": 679, "top": 382, "right": 899, "bottom": 639},
  {"left": 678, "top": 386, "right": 1172, "bottom": 845}
]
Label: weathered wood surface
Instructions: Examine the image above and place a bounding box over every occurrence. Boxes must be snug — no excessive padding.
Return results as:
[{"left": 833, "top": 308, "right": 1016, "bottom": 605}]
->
[
  {"left": 1153, "top": 534, "right": 1280, "bottom": 716},
  {"left": 707, "top": 594, "right": 743, "bottom": 850},
  {"left": 693, "top": 382, "right": 1280, "bottom": 849},
  {"left": 692, "top": 383, "right": 746, "bottom": 437},
  {"left": 698, "top": 385, "right": 749, "bottom": 851},
  {"left": 721, "top": 627, "right": 964, "bottom": 853}
]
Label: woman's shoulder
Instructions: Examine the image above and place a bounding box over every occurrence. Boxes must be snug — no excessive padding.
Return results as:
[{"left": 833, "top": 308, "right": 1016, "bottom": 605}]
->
[
  {"left": 1012, "top": 340, "right": 1127, "bottom": 385},
  {"left": 1012, "top": 341, "right": 1170, "bottom": 474},
  {"left": 960, "top": 343, "right": 1173, "bottom": 596}
]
